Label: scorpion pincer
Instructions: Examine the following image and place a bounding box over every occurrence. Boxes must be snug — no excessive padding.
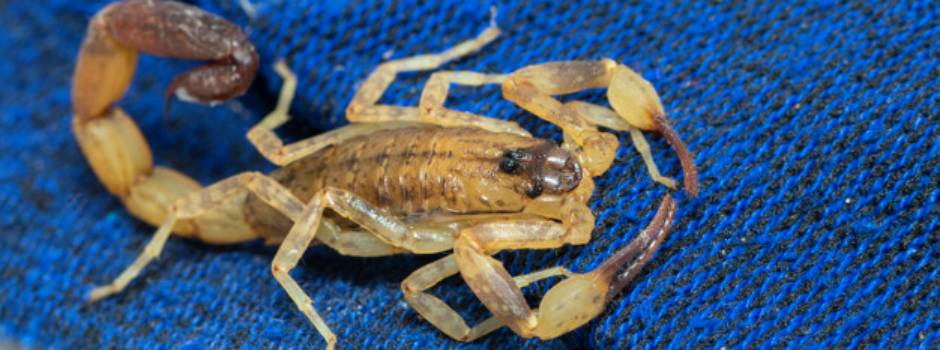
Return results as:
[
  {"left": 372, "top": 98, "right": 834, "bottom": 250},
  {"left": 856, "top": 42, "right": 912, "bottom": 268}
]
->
[{"left": 73, "top": 1, "right": 697, "bottom": 348}]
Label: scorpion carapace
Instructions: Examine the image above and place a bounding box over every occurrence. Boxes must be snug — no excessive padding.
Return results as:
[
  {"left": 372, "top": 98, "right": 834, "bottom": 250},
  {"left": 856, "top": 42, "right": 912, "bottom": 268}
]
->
[
  {"left": 499, "top": 142, "right": 583, "bottom": 197},
  {"left": 77, "top": 2, "right": 697, "bottom": 349}
]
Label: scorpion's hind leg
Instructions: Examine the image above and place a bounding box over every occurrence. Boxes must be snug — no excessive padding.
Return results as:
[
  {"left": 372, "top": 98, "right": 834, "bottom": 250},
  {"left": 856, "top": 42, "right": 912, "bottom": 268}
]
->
[
  {"left": 344, "top": 17, "right": 501, "bottom": 124},
  {"left": 452, "top": 195, "right": 675, "bottom": 339},
  {"left": 270, "top": 188, "right": 473, "bottom": 349},
  {"left": 247, "top": 61, "right": 422, "bottom": 166},
  {"left": 88, "top": 172, "right": 303, "bottom": 302},
  {"left": 269, "top": 191, "right": 336, "bottom": 350},
  {"left": 503, "top": 60, "right": 698, "bottom": 195}
]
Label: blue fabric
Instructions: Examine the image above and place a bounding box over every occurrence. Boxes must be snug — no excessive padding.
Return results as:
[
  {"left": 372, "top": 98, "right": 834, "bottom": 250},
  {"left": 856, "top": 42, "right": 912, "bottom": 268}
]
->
[{"left": 1, "top": 0, "right": 937, "bottom": 348}]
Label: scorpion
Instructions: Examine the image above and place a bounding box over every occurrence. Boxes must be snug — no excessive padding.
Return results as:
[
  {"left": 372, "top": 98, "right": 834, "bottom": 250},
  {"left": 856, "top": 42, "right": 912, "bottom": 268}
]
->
[{"left": 73, "top": 1, "right": 698, "bottom": 348}]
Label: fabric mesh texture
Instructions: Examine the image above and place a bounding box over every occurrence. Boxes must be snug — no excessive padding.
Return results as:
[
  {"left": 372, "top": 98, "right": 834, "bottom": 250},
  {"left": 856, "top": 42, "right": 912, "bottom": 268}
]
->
[{"left": 1, "top": 0, "right": 937, "bottom": 348}]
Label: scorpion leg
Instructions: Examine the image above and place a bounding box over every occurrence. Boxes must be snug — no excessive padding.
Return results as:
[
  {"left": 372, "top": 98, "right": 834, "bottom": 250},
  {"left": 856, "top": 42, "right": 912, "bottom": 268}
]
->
[
  {"left": 503, "top": 60, "right": 698, "bottom": 195},
  {"left": 316, "top": 219, "right": 406, "bottom": 257},
  {"left": 451, "top": 195, "right": 675, "bottom": 339},
  {"left": 283, "top": 188, "right": 460, "bottom": 254},
  {"left": 271, "top": 189, "right": 509, "bottom": 348},
  {"left": 89, "top": 172, "right": 305, "bottom": 302},
  {"left": 345, "top": 22, "right": 500, "bottom": 124},
  {"left": 402, "top": 255, "right": 573, "bottom": 341},
  {"left": 402, "top": 255, "right": 495, "bottom": 341},
  {"left": 247, "top": 61, "right": 421, "bottom": 165},
  {"left": 318, "top": 212, "right": 543, "bottom": 258},
  {"left": 564, "top": 101, "right": 678, "bottom": 189},
  {"left": 419, "top": 71, "right": 529, "bottom": 136},
  {"left": 270, "top": 194, "right": 337, "bottom": 350}
]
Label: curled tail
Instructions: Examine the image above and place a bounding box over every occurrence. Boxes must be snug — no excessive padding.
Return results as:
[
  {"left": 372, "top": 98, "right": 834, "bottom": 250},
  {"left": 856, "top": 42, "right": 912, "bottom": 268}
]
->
[{"left": 71, "top": 0, "right": 259, "bottom": 243}]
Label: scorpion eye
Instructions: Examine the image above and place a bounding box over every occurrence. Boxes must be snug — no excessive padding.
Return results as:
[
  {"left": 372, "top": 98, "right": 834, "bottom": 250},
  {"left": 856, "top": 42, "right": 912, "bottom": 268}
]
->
[
  {"left": 500, "top": 157, "right": 518, "bottom": 173},
  {"left": 499, "top": 149, "right": 526, "bottom": 173},
  {"left": 526, "top": 181, "right": 544, "bottom": 198}
]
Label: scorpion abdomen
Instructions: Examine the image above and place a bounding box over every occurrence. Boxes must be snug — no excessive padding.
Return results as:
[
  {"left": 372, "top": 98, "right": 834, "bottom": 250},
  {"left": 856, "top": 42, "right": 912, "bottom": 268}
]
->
[{"left": 244, "top": 125, "right": 546, "bottom": 239}]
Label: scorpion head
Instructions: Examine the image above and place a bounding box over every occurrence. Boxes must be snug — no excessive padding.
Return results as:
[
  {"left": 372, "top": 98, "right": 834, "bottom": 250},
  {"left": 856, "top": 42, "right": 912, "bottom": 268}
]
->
[{"left": 499, "top": 142, "right": 582, "bottom": 198}]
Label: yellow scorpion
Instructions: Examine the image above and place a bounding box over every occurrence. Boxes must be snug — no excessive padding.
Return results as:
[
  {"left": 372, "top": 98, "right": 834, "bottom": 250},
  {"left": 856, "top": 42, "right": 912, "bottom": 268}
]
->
[{"left": 73, "top": 1, "right": 698, "bottom": 348}]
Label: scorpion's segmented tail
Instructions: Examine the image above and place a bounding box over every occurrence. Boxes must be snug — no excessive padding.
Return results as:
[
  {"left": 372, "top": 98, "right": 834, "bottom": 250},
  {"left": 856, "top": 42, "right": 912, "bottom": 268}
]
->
[{"left": 71, "top": 0, "right": 259, "bottom": 242}]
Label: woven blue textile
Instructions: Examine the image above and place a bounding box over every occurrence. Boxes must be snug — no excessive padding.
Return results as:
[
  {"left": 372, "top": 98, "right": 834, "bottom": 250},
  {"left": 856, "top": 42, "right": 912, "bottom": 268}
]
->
[{"left": 1, "top": 0, "right": 937, "bottom": 348}]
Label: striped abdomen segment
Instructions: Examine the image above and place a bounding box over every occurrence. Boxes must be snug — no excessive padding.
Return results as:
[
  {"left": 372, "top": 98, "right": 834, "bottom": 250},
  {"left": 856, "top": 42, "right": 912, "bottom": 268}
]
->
[{"left": 245, "top": 125, "right": 543, "bottom": 238}]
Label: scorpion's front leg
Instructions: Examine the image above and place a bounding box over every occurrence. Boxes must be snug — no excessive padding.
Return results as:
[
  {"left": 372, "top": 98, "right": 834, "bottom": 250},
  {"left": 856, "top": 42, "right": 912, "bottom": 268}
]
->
[
  {"left": 564, "top": 101, "right": 679, "bottom": 189},
  {"left": 451, "top": 195, "right": 675, "bottom": 339},
  {"left": 402, "top": 254, "right": 573, "bottom": 341},
  {"left": 503, "top": 61, "right": 698, "bottom": 196}
]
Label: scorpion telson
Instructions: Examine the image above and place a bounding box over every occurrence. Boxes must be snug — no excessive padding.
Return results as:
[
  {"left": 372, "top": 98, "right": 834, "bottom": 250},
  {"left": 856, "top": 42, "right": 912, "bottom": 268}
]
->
[
  {"left": 76, "top": 1, "right": 698, "bottom": 349},
  {"left": 499, "top": 143, "right": 582, "bottom": 198},
  {"left": 112, "top": 0, "right": 259, "bottom": 105}
]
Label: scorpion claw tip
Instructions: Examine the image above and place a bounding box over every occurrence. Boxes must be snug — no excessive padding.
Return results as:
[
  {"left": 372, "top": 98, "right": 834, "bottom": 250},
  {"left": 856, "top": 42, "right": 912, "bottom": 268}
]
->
[{"left": 653, "top": 115, "right": 699, "bottom": 197}]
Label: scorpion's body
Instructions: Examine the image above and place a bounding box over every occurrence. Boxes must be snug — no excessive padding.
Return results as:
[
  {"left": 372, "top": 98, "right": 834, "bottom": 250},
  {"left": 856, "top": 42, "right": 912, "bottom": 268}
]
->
[
  {"left": 247, "top": 125, "right": 548, "bottom": 241},
  {"left": 76, "top": 1, "right": 698, "bottom": 348}
]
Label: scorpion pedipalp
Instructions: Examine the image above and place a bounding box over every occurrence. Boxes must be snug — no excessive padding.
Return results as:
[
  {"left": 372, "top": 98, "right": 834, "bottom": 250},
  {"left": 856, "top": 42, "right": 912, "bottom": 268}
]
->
[
  {"left": 450, "top": 194, "right": 675, "bottom": 339},
  {"left": 500, "top": 58, "right": 699, "bottom": 196},
  {"left": 609, "top": 65, "right": 698, "bottom": 196}
]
